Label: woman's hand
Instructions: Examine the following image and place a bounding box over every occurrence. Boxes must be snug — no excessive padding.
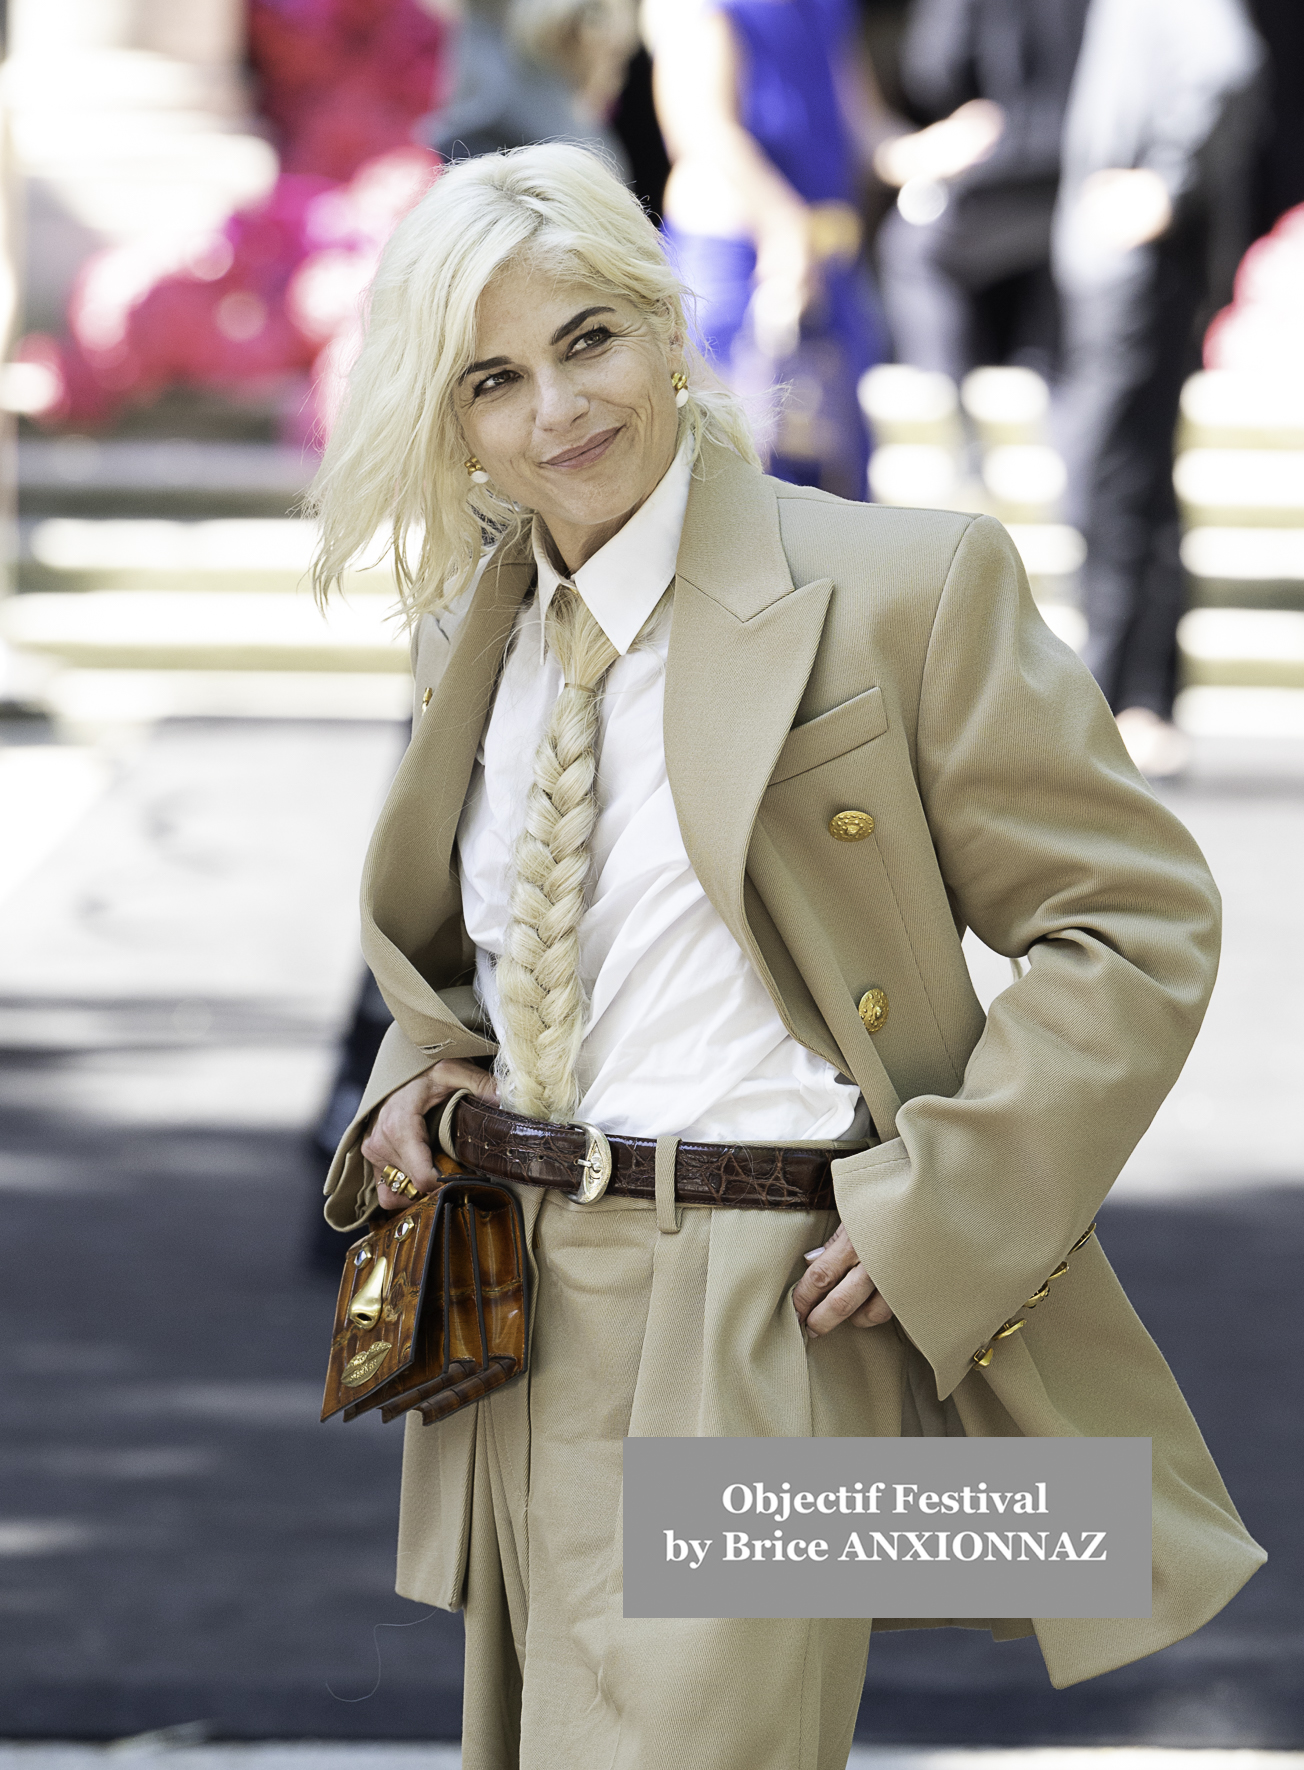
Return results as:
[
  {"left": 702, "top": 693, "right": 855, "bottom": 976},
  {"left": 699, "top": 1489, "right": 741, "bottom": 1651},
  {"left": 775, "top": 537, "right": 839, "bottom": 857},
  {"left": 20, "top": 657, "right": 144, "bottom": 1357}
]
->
[
  {"left": 753, "top": 203, "right": 818, "bottom": 356},
  {"left": 792, "top": 1223, "right": 893, "bottom": 1337},
  {"left": 1074, "top": 168, "right": 1174, "bottom": 253},
  {"left": 873, "top": 99, "right": 1005, "bottom": 189},
  {"left": 361, "top": 1059, "right": 499, "bottom": 1210}
]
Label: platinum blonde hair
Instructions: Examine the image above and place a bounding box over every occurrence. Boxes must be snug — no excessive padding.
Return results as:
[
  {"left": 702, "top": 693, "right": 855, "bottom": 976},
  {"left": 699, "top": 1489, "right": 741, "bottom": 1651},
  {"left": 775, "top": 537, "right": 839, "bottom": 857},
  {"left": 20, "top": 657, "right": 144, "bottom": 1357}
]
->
[
  {"left": 308, "top": 143, "right": 759, "bottom": 619},
  {"left": 494, "top": 585, "right": 619, "bottom": 1119}
]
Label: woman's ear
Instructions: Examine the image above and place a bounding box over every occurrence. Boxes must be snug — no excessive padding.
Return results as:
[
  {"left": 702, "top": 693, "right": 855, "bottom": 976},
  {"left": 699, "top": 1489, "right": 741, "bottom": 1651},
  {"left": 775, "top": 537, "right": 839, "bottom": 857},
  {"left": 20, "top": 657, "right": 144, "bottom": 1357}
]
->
[{"left": 658, "top": 295, "right": 686, "bottom": 360}]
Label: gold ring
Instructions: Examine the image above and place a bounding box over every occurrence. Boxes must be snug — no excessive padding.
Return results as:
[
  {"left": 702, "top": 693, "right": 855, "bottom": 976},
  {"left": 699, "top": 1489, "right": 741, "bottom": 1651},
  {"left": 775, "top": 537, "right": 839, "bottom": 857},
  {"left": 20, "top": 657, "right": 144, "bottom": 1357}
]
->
[{"left": 381, "top": 1164, "right": 421, "bottom": 1200}]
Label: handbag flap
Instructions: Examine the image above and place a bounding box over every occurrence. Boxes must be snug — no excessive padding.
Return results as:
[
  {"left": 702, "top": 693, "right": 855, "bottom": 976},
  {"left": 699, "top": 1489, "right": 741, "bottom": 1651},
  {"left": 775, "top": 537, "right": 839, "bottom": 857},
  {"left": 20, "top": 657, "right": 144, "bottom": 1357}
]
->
[{"left": 321, "top": 1194, "right": 443, "bottom": 1422}]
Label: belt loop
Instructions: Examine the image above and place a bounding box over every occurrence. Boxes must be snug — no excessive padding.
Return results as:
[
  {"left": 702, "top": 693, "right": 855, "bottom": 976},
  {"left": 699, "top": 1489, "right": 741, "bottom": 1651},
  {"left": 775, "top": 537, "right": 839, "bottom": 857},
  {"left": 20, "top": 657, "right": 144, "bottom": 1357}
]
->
[{"left": 654, "top": 1136, "right": 680, "bottom": 1234}]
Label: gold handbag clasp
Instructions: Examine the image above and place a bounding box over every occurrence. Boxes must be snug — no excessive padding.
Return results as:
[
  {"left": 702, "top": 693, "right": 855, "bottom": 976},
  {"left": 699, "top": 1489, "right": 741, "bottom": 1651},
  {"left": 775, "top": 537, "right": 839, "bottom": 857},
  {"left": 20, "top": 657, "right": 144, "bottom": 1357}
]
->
[{"left": 569, "top": 1122, "right": 613, "bottom": 1205}]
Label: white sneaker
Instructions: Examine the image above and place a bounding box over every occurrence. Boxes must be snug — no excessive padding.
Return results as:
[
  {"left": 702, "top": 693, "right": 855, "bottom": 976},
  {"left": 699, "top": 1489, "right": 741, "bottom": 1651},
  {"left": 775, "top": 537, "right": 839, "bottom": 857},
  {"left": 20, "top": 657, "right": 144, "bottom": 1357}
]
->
[{"left": 1115, "top": 706, "right": 1190, "bottom": 779}]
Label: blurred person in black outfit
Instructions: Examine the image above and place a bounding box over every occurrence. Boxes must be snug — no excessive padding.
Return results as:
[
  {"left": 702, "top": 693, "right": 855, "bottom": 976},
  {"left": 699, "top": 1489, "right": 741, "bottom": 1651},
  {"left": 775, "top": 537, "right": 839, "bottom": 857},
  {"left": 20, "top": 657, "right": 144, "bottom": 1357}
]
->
[
  {"left": 1244, "top": 0, "right": 1304, "bottom": 238},
  {"left": 1053, "top": 0, "right": 1261, "bottom": 777},
  {"left": 874, "top": 0, "right": 1090, "bottom": 381}
]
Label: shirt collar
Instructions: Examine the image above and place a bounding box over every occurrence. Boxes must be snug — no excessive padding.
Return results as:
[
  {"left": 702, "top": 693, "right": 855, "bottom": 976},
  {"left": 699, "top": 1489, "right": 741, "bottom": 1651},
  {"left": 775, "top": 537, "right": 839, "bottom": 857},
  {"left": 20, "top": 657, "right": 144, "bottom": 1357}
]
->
[{"left": 530, "top": 440, "right": 693, "bottom": 661}]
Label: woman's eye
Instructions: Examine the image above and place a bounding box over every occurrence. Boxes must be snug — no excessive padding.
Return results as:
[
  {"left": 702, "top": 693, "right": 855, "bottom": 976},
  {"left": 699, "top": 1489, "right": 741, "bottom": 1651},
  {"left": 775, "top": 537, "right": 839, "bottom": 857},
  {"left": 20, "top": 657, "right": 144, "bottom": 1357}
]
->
[
  {"left": 569, "top": 326, "right": 613, "bottom": 356},
  {"left": 471, "top": 370, "right": 517, "bottom": 398}
]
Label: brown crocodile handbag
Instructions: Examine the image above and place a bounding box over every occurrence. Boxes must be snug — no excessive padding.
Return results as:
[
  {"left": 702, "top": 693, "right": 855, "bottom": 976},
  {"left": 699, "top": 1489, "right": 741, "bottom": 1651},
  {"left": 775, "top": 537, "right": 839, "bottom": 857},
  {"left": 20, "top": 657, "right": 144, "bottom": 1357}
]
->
[{"left": 321, "top": 1155, "right": 528, "bottom": 1426}]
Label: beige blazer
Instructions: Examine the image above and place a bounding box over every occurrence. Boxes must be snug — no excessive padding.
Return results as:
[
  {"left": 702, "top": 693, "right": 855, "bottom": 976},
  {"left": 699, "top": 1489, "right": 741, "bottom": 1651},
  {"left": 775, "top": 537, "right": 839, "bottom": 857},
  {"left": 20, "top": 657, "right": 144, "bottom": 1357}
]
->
[{"left": 325, "top": 439, "right": 1264, "bottom": 1689}]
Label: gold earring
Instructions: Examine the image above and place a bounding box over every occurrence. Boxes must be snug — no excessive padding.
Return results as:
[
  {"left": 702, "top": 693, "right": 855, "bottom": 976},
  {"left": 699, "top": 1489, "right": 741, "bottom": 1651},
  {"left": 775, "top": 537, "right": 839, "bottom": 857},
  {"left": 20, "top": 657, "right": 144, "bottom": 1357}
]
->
[
  {"left": 464, "top": 456, "right": 490, "bottom": 484},
  {"left": 671, "top": 370, "right": 689, "bottom": 408}
]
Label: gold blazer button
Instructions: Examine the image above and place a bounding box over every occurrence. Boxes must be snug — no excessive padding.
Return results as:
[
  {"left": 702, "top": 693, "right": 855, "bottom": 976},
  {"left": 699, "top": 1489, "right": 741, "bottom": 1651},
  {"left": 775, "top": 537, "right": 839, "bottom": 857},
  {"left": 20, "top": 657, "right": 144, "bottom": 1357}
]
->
[
  {"left": 858, "top": 988, "right": 889, "bottom": 1033},
  {"left": 829, "top": 809, "right": 874, "bottom": 841}
]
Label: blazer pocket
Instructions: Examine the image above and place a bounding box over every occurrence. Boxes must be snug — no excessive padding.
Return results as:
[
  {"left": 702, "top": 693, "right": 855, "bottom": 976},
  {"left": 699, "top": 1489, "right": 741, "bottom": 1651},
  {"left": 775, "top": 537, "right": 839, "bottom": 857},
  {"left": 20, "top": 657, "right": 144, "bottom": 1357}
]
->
[{"left": 771, "top": 686, "right": 888, "bottom": 784}]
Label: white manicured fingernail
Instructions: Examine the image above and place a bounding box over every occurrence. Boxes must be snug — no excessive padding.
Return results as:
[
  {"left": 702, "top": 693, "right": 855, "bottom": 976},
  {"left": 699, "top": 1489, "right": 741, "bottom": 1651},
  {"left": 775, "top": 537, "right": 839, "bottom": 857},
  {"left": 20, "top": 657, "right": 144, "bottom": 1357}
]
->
[{"left": 803, "top": 1247, "right": 825, "bottom": 1261}]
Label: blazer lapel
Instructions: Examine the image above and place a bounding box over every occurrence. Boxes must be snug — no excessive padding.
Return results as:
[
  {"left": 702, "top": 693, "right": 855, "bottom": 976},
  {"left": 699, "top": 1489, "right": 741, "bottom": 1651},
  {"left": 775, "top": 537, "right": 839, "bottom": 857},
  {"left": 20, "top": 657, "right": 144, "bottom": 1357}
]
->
[
  {"left": 665, "top": 442, "right": 833, "bottom": 963},
  {"left": 362, "top": 543, "right": 533, "bottom": 1049}
]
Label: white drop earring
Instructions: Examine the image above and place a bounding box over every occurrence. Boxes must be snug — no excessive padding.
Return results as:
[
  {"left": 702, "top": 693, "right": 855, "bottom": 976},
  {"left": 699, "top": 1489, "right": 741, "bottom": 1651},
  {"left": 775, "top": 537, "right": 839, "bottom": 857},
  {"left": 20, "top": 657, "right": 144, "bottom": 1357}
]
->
[
  {"left": 671, "top": 370, "right": 689, "bottom": 408},
  {"left": 464, "top": 455, "right": 490, "bottom": 485}
]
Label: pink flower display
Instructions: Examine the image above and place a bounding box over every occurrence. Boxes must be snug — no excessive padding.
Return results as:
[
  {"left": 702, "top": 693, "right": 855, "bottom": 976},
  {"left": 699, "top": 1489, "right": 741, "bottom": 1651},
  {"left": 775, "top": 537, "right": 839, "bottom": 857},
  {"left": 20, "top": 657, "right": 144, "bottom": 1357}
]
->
[
  {"left": 18, "top": 0, "right": 448, "bottom": 441},
  {"left": 1204, "top": 204, "right": 1304, "bottom": 375},
  {"left": 250, "top": 0, "right": 449, "bottom": 181}
]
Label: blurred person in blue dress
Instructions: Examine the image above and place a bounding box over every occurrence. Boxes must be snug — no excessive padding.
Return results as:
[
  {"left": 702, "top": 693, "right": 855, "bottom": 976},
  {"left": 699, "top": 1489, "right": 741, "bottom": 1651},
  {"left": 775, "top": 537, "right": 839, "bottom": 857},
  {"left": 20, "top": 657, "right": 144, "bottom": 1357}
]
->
[{"left": 647, "top": 0, "right": 891, "bottom": 499}]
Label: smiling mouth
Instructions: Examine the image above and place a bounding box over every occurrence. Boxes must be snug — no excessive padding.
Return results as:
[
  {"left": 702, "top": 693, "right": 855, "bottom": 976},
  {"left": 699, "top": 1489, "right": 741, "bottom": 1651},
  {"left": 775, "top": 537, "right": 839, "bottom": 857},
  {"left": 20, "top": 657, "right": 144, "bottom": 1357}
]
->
[{"left": 542, "top": 426, "right": 622, "bottom": 469}]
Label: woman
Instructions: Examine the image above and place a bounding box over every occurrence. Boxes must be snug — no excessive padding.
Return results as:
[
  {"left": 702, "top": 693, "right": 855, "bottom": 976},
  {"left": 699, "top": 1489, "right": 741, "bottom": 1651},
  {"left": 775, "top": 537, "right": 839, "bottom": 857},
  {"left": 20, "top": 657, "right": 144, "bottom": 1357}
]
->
[
  {"left": 646, "top": 0, "right": 888, "bottom": 498},
  {"left": 311, "top": 145, "right": 1262, "bottom": 1770}
]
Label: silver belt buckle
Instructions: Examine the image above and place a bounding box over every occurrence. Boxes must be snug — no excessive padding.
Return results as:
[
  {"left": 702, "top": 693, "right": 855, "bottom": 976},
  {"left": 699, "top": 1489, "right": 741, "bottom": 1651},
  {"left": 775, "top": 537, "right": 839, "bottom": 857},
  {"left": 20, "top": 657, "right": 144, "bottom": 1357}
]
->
[{"left": 569, "top": 1121, "right": 613, "bottom": 1204}]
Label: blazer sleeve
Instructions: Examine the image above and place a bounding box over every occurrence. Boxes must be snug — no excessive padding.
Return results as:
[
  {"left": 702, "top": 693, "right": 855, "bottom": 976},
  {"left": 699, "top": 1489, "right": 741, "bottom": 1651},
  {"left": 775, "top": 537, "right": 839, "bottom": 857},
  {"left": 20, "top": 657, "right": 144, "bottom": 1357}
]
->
[
  {"left": 324, "top": 585, "right": 494, "bottom": 1233},
  {"left": 830, "top": 515, "right": 1220, "bottom": 1399}
]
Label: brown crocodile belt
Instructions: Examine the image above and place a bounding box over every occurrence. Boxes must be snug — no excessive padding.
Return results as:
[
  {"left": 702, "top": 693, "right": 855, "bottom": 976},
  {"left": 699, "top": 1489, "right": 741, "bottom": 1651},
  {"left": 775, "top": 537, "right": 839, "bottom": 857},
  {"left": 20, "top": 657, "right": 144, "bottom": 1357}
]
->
[{"left": 444, "top": 1093, "right": 849, "bottom": 1211}]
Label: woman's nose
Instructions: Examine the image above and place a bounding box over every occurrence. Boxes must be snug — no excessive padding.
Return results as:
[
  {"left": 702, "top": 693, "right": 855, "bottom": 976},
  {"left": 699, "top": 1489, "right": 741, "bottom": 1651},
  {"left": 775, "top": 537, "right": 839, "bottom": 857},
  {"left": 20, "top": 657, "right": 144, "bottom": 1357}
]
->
[{"left": 533, "top": 365, "right": 588, "bottom": 430}]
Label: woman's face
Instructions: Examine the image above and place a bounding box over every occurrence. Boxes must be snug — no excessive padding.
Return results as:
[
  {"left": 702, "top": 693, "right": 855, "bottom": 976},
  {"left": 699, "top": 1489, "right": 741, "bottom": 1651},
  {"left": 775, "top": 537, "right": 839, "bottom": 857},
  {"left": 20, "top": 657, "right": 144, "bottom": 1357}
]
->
[{"left": 454, "top": 257, "right": 683, "bottom": 571}]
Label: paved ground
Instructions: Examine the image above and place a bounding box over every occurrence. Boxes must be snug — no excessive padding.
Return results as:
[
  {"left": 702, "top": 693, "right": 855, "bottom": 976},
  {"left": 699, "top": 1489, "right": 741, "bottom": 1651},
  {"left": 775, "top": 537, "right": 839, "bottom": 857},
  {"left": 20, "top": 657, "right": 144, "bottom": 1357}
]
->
[
  {"left": 1, "top": 718, "right": 1301, "bottom": 1745},
  {"left": 2, "top": 1748, "right": 1303, "bottom": 1770},
  {"left": 6, "top": 1748, "right": 1304, "bottom": 1770}
]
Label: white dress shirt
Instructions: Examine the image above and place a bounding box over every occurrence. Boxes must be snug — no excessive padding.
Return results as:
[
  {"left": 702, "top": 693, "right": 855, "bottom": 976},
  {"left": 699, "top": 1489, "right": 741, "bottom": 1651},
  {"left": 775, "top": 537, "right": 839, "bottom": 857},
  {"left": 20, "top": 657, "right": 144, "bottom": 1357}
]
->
[{"left": 455, "top": 444, "right": 867, "bottom": 1142}]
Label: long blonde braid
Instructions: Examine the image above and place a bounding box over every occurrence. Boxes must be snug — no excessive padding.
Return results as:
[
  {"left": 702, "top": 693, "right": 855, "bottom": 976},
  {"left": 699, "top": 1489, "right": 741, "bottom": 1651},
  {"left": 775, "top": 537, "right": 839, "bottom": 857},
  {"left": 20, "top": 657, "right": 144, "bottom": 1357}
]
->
[{"left": 494, "top": 583, "right": 619, "bottom": 1120}]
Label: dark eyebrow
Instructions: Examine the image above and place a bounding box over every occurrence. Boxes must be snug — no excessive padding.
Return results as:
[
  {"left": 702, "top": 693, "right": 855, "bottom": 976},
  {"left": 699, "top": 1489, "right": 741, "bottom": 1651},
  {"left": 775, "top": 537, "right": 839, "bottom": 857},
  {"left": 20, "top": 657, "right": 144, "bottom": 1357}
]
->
[
  {"left": 459, "top": 354, "right": 510, "bottom": 383},
  {"left": 549, "top": 305, "right": 615, "bottom": 345}
]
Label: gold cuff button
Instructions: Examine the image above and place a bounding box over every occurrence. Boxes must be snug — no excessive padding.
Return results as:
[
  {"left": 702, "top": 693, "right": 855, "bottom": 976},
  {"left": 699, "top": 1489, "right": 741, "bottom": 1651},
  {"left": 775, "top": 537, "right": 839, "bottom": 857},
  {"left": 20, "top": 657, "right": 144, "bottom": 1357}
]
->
[
  {"left": 829, "top": 809, "right": 874, "bottom": 841},
  {"left": 857, "top": 987, "right": 889, "bottom": 1033}
]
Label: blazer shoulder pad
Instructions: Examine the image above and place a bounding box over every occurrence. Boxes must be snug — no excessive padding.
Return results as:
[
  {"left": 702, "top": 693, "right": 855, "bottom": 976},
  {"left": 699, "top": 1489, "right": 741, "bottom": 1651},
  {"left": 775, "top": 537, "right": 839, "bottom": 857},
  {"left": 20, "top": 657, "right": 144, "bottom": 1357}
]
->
[{"left": 775, "top": 493, "right": 978, "bottom": 610}]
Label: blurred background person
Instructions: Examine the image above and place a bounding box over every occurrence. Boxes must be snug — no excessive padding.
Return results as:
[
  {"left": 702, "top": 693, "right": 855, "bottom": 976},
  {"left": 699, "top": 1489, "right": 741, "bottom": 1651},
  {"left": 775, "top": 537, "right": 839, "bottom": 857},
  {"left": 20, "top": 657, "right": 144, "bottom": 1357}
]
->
[
  {"left": 1053, "top": 0, "right": 1262, "bottom": 777},
  {"left": 647, "top": 0, "right": 891, "bottom": 498},
  {"left": 873, "top": 0, "right": 1090, "bottom": 386},
  {"left": 1242, "top": 0, "right": 1304, "bottom": 245},
  {"left": 423, "top": 0, "right": 637, "bottom": 172}
]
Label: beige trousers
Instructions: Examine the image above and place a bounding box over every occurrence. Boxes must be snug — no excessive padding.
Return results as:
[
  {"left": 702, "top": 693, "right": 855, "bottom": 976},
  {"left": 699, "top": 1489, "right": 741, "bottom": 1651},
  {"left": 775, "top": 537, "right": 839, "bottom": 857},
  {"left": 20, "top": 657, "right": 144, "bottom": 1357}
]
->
[{"left": 457, "top": 1186, "right": 937, "bottom": 1770}]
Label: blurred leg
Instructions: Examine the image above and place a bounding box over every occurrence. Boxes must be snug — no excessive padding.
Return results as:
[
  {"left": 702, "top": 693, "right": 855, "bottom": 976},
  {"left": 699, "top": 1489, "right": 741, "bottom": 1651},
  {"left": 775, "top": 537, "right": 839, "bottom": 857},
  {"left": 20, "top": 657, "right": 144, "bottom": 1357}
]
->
[
  {"left": 1059, "top": 232, "right": 1203, "bottom": 721},
  {"left": 877, "top": 207, "right": 975, "bottom": 380},
  {"left": 1112, "top": 237, "right": 1204, "bottom": 717}
]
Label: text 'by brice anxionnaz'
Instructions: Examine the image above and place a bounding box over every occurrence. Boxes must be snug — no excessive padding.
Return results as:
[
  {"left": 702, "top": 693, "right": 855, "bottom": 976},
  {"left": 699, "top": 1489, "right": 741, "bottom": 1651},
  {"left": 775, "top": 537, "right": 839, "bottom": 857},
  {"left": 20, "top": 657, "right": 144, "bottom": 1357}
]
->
[{"left": 661, "top": 1480, "right": 1109, "bottom": 1569}]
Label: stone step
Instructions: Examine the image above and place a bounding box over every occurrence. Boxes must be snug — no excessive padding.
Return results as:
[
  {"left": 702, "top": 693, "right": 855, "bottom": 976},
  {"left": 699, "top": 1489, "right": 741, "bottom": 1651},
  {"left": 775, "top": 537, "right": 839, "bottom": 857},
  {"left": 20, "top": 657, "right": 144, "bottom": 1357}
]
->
[
  {"left": 1178, "top": 369, "right": 1304, "bottom": 449},
  {"left": 1177, "top": 607, "right": 1304, "bottom": 688},
  {"left": 14, "top": 515, "right": 388, "bottom": 596},
  {"left": 1174, "top": 449, "right": 1304, "bottom": 526},
  {"left": 16, "top": 514, "right": 1304, "bottom": 613},
  {"left": 39, "top": 668, "right": 412, "bottom": 726},
  {"left": 1, "top": 589, "right": 408, "bottom": 673},
  {"left": 18, "top": 439, "right": 318, "bottom": 519},
  {"left": 1015, "top": 601, "right": 1304, "bottom": 691},
  {"left": 7, "top": 584, "right": 1304, "bottom": 708}
]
